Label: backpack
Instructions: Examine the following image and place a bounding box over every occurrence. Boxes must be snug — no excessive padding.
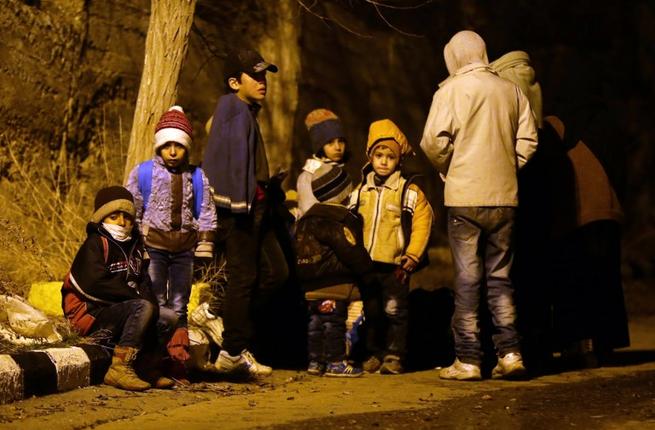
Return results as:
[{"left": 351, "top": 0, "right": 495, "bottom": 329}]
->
[{"left": 137, "top": 159, "right": 204, "bottom": 219}]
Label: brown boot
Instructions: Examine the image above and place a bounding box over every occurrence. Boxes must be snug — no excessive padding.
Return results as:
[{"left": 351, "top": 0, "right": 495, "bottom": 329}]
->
[
  {"left": 104, "top": 346, "right": 151, "bottom": 391},
  {"left": 152, "top": 375, "right": 176, "bottom": 389},
  {"left": 136, "top": 350, "right": 176, "bottom": 389}
]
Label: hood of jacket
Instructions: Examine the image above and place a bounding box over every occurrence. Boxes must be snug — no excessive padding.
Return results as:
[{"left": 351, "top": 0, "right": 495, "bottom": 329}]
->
[
  {"left": 491, "top": 50, "right": 543, "bottom": 127},
  {"left": 443, "top": 30, "right": 489, "bottom": 75},
  {"left": 366, "top": 119, "right": 412, "bottom": 156}
]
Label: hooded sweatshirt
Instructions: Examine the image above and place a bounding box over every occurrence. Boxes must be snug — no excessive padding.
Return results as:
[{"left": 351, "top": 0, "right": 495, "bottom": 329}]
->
[
  {"left": 420, "top": 31, "right": 538, "bottom": 207},
  {"left": 491, "top": 50, "right": 543, "bottom": 128}
]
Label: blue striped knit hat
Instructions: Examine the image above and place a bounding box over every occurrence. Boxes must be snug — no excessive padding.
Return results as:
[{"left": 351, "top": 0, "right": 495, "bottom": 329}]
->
[
  {"left": 311, "top": 163, "right": 352, "bottom": 204},
  {"left": 305, "top": 109, "right": 345, "bottom": 154}
]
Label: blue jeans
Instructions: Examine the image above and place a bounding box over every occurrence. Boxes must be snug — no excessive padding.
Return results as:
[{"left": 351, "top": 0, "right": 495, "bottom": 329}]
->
[
  {"left": 90, "top": 299, "right": 178, "bottom": 350},
  {"left": 448, "top": 207, "right": 521, "bottom": 364},
  {"left": 307, "top": 300, "right": 348, "bottom": 363},
  {"left": 147, "top": 248, "right": 194, "bottom": 326}
]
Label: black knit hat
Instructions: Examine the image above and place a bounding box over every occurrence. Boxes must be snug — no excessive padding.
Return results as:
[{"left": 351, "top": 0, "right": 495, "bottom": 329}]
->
[
  {"left": 91, "top": 186, "right": 136, "bottom": 223},
  {"left": 311, "top": 164, "right": 352, "bottom": 204}
]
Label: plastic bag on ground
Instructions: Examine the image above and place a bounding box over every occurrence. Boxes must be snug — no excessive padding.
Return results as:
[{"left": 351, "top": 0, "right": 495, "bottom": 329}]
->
[{"left": 0, "top": 295, "right": 62, "bottom": 344}]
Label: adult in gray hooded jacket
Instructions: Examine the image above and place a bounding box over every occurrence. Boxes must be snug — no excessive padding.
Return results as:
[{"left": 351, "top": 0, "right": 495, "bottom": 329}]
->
[{"left": 420, "top": 30, "right": 538, "bottom": 381}]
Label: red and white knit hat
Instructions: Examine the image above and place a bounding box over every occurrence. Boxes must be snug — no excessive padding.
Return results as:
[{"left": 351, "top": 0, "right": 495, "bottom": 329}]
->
[{"left": 154, "top": 105, "right": 193, "bottom": 151}]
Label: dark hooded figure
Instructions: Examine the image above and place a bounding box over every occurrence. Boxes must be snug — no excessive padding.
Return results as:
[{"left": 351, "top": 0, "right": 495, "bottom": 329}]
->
[{"left": 492, "top": 51, "right": 629, "bottom": 370}]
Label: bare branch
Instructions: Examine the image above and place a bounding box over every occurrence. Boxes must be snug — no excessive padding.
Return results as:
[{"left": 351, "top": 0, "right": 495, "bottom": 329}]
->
[
  {"left": 297, "top": 0, "right": 373, "bottom": 38},
  {"left": 364, "top": 0, "right": 434, "bottom": 10},
  {"left": 372, "top": 2, "right": 424, "bottom": 37}
]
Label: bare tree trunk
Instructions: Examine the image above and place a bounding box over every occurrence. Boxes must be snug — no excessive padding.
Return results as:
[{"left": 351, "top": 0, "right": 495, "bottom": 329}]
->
[{"left": 123, "top": 0, "right": 197, "bottom": 182}]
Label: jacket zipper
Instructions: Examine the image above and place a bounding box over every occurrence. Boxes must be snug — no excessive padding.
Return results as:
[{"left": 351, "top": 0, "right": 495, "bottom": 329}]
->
[{"left": 367, "top": 187, "right": 383, "bottom": 255}]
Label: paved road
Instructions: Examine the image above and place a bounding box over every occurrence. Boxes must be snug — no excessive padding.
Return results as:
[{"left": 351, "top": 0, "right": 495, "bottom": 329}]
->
[{"left": 0, "top": 315, "right": 653, "bottom": 430}]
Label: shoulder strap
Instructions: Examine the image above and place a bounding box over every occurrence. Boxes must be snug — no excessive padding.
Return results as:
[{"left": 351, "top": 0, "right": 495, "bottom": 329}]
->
[
  {"left": 137, "top": 160, "right": 154, "bottom": 212},
  {"left": 191, "top": 166, "right": 204, "bottom": 219},
  {"left": 100, "top": 236, "right": 109, "bottom": 264}
]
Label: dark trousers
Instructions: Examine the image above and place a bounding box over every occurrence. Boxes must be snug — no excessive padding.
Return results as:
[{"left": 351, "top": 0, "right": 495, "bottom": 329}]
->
[
  {"left": 362, "top": 264, "right": 409, "bottom": 360},
  {"left": 307, "top": 300, "right": 348, "bottom": 363},
  {"left": 89, "top": 299, "right": 178, "bottom": 351},
  {"left": 551, "top": 220, "right": 629, "bottom": 351},
  {"left": 147, "top": 248, "right": 194, "bottom": 326},
  {"left": 448, "top": 207, "right": 521, "bottom": 365},
  {"left": 220, "top": 200, "right": 289, "bottom": 356}
]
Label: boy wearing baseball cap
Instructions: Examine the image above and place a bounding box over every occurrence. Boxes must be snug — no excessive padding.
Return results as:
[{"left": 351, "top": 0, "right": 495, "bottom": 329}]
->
[{"left": 202, "top": 48, "right": 289, "bottom": 377}]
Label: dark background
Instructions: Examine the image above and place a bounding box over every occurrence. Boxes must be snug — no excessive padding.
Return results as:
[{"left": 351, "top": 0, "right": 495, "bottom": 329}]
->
[{"left": 0, "top": 0, "right": 652, "bottom": 286}]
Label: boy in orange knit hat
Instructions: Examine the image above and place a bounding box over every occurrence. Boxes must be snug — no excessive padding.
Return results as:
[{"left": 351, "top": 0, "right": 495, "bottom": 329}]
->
[{"left": 296, "top": 108, "right": 350, "bottom": 218}]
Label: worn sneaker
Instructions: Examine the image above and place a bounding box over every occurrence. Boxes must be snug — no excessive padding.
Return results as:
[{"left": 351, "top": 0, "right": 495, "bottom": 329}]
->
[
  {"left": 380, "top": 355, "right": 404, "bottom": 375},
  {"left": 439, "top": 358, "right": 482, "bottom": 381},
  {"left": 214, "top": 349, "right": 273, "bottom": 377},
  {"left": 362, "top": 356, "right": 382, "bottom": 373},
  {"left": 492, "top": 352, "right": 527, "bottom": 380},
  {"left": 307, "top": 360, "right": 326, "bottom": 376},
  {"left": 325, "top": 361, "right": 363, "bottom": 378}
]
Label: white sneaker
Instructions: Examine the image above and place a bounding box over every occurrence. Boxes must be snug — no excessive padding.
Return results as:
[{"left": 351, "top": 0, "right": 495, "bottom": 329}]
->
[
  {"left": 439, "top": 358, "right": 482, "bottom": 381},
  {"left": 492, "top": 352, "right": 527, "bottom": 379},
  {"left": 214, "top": 349, "right": 272, "bottom": 377},
  {"left": 240, "top": 349, "right": 273, "bottom": 377}
]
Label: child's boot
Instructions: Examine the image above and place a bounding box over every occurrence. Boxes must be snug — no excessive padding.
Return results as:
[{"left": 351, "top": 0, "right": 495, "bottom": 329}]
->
[
  {"left": 104, "top": 346, "right": 151, "bottom": 391},
  {"left": 362, "top": 356, "right": 382, "bottom": 373},
  {"left": 380, "top": 354, "right": 404, "bottom": 375}
]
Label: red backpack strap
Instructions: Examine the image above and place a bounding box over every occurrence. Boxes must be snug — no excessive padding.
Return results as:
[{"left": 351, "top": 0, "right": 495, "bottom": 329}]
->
[{"left": 100, "top": 236, "right": 109, "bottom": 263}]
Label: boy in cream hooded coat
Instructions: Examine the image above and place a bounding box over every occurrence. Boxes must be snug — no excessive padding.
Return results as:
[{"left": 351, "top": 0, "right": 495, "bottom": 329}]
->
[{"left": 420, "top": 31, "right": 538, "bottom": 381}]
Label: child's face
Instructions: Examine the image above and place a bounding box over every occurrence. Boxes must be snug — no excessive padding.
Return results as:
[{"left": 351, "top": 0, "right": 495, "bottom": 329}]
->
[
  {"left": 322, "top": 138, "right": 346, "bottom": 162},
  {"left": 370, "top": 144, "right": 399, "bottom": 178},
  {"left": 231, "top": 71, "right": 267, "bottom": 104},
  {"left": 160, "top": 142, "right": 187, "bottom": 169},
  {"left": 103, "top": 211, "right": 133, "bottom": 229}
]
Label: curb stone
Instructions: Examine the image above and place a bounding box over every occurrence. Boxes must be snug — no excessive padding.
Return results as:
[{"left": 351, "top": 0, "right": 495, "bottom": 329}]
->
[
  {"left": 0, "top": 336, "right": 212, "bottom": 404},
  {"left": 0, "top": 344, "right": 110, "bottom": 404}
]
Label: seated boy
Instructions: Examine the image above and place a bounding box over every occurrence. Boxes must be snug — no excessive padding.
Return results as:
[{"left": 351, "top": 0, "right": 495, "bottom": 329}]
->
[{"left": 61, "top": 186, "right": 178, "bottom": 391}]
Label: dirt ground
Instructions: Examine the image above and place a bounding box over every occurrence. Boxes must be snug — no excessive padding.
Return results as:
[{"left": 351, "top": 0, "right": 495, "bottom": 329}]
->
[{"left": 0, "top": 315, "right": 653, "bottom": 430}]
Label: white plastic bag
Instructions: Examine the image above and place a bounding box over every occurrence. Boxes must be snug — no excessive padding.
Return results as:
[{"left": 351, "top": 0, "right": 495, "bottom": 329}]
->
[
  {"left": 189, "top": 302, "right": 224, "bottom": 347},
  {"left": 0, "top": 295, "right": 62, "bottom": 344}
]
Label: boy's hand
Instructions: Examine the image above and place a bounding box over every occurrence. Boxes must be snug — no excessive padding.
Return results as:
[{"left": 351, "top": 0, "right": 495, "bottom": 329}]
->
[
  {"left": 400, "top": 255, "right": 418, "bottom": 273},
  {"left": 393, "top": 266, "right": 409, "bottom": 284}
]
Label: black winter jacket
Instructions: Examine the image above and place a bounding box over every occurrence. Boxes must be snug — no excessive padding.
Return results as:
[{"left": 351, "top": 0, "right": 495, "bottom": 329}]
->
[
  {"left": 61, "top": 223, "right": 155, "bottom": 334},
  {"left": 294, "top": 203, "right": 380, "bottom": 296}
]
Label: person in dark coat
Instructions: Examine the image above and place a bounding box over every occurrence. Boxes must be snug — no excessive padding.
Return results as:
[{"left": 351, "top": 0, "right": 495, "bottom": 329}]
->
[
  {"left": 491, "top": 52, "right": 629, "bottom": 370},
  {"left": 61, "top": 186, "right": 178, "bottom": 391},
  {"left": 545, "top": 111, "right": 630, "bottom": 368},
  {"left": 294, "top": 163, "right": 403, "bottom": 377},
  {"left": 202, "top": 48, "right": 288, "bottom": 377}
]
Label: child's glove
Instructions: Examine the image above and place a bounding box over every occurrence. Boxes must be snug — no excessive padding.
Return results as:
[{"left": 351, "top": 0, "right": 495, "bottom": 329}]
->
[
  {"left": 195, "top": 241, "right": 214, "bottom": 259},
  {"left": 167, "top": 327, "right": 191, "bottom": 362}
]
